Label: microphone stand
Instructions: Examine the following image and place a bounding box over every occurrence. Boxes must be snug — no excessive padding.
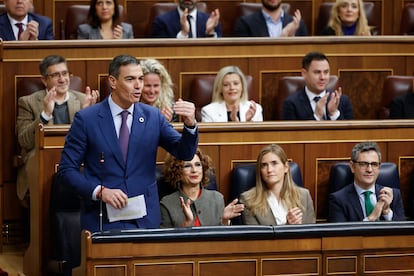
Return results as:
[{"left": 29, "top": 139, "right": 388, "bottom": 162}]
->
[{"left": 99, "top": 152, "right": 105, "bottom": 233}]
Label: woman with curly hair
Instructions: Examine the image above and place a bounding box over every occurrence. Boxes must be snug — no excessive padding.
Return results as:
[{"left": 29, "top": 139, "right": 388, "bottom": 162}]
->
[
  {"left": 77, "top": 0, "right": 134, "bottom": 39},
  {"left": 320, "top": 0, "right": 372, "bottom": 36},
  {"left": 160, "top": 148, "right": 244, "bottom": 227},
  {"left": 240, "top": 144, "right": 315, "bottom": 225},
  {"left": 140, "top": 59, "right": 178, "bottom": 122}
]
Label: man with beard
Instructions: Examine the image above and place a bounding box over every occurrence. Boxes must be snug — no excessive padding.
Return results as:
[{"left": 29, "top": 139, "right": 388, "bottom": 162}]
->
[
  {"left": 16, "top": 55, "right": 98, "bottom": 205},
  {"left": 282, "top": 51, "right": 353, "bottom": 120},
  {"left": 234, "top": 0, "right": 308, "bottom": 37},
  {"left": 151, "top": 0, "right": 222, "bottom": 38}
]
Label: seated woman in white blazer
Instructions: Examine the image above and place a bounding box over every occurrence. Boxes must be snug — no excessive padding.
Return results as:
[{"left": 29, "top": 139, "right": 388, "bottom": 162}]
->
[{"left": 201, "top": 66, "right": 263, "bottom": 122}]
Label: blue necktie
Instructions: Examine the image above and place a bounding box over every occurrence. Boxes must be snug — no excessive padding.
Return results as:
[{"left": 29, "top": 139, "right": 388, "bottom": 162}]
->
[{"left": 119, "top": 111, "right": 129, "bottom": 162}]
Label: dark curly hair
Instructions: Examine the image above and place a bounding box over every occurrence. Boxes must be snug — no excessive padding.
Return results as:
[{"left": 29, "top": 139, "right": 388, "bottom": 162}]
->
[{"left": 163, "top": 148, "right": 214, "bottom": 190}]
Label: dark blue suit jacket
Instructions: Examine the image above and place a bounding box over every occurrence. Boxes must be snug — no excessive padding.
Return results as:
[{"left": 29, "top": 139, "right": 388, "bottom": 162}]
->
[
  {"left": 282, "top": 88, "right": 353, "bottom": 120},
  {"left": 58, "top": 99, "right": 198, "bottom": 232},
  {"left": 0, "top": 12, "right": 54, "bottom": 40},
  {"left": 151, "top": 9, "right": 222, "bottom": 38},
  {"left": 234, "top": 10, "right": 308, "bottom": 37},
  {"left": 328, "top": 183, "right": 406, "bottom": 222}
]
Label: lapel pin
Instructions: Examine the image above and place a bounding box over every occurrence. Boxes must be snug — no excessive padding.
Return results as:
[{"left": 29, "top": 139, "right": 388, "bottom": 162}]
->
[{"left": 139, "top": 117, "right": 144, "bottom": 123}]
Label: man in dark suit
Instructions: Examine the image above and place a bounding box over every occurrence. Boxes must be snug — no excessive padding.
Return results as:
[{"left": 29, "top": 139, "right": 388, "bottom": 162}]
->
[
  {"left": 234, "top": 0, "right": 307, "bottom": 37},
  {"left": 58, "top": 54, "right": 198, "bottom": 232},
  {"left": 282, "top": 51, "right": 353, "bottom": 120},
  {"left": 0, "top": 0, "right": 54, "bottom": 41},
  {"left": 389, "top": 91, "right": 414, "bottom": 119},
  {"left": 328, "top": 141, "right": 406, "bottom": 222},
  {"left": 151, "top": 0, "right": 222, "bottom": 38}
]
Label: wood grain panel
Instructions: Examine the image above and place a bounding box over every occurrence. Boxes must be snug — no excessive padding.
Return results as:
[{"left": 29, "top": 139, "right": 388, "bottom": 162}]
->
[
  {"left": 326, "top": 256, "right": 357, "bottom": 275},
  {"left": 135, "top": 262, "right": 194, "bottom": 276},
  {"left": 199, "top": 260, "right": 256, "bottom": 276},
  {"left": 262, "top": 256, "right": 320, "bottom": 275},
  {"left": 364, "top": 254, "right": 414, "bottom": 273},
  {"left": 94, "top": 264, "right": 127, "bottom": 276},
  {"left": 338, "top": 70, "right": 391, "bottom": 120}
]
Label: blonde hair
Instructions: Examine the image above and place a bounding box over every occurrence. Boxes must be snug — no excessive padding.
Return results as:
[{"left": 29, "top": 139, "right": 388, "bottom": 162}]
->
[
  {"left": 242, "top": 144, "right": 303, "bottom": 217},
  {"left": 140, "top": 59, "right": 175, "bottom": 110},
  {"left": 328, "top": 0, "right": 372, "bottom": 36},
  {"left": 211, "top": 66, "right": 249, "bottom": 103}
]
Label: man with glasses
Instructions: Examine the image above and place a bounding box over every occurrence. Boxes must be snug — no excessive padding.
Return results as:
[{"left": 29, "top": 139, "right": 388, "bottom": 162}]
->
[
  {"left": 16, "top": 54, "right": 98, "bottom": 205},
  {"left": 328, "top": 141, "right": 405, "bottom": 222}
]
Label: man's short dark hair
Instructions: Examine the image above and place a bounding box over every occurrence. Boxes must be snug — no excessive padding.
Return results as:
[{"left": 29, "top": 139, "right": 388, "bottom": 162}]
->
[
  {"left": 351, "top": 141, "right": 382, "bottom": 163},
  {"left": 302, "top": 52, "right": 329, "bottom": 70},
  {"left": 39, "top": 55, "right": 67, "bottom": 77},
  {"left": 109, "top": 55, "right": 140, "bottom": 78}
]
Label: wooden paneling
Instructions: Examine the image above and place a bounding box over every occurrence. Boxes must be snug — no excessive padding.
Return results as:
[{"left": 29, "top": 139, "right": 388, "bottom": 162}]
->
[{"left": 74, "top": 227, "right": 414, "bottom": 275}]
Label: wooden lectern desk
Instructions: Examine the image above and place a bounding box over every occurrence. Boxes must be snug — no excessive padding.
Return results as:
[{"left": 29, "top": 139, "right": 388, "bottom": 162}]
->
[{"left": 75, "top": 223, "right": 414, "bottom": 275}]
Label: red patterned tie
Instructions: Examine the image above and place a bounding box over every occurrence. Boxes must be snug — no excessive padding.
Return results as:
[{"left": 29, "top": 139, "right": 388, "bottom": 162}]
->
[{"left": 15, "top": 23, "right": 24, "bottom": 40}]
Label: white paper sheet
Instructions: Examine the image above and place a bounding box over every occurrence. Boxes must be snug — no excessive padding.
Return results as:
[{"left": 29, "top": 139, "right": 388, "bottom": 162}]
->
[{"left": 106, "top": 194, "right": 147, "bottom": 222}]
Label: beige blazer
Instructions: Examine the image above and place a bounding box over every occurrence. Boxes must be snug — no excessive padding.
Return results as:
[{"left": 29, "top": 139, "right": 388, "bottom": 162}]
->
[
  {"left": 16, "top": 89, "right": 85, "bottom": 200},
  {"left": 240, "top": 187, "right": 316, "bottom": 225}
]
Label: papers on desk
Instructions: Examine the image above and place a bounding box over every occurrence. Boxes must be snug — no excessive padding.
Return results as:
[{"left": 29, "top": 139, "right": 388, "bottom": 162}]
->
[{"left": 106, "top": 194, "right": 147, "bottom": 222}]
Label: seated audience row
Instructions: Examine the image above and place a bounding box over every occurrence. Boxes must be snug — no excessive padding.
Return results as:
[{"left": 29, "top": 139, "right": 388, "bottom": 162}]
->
[
  {"left": 0, "top": 0, "right": 376, "bottom": 41},
  {"left": 14, "top": 52, "right": 412, "bottom": 208},
  {"left": 160, "top": 141, "right": 405, "bottom": 228},
  {"left": 15, "top": 55, "right": 407, "bottom": 235}
]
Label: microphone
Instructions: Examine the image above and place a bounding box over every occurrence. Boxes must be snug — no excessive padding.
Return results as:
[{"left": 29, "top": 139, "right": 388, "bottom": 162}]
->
[{"left": 99, "top": 152, "right": 105, "bottom": 233}]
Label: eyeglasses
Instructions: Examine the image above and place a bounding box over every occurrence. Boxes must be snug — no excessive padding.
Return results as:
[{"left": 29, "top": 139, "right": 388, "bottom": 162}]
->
[
  {"left": 353, "top": 161, "right": 380, "bottom": 169},
  {"left": 45, "top": 70, "right": 69, "bottom": 80},
  {"left": 182, "top": 162, "right": 202, "bottom": 171}
]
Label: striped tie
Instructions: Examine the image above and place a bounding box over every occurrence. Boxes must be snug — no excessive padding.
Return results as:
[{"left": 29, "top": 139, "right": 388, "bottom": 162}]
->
[{"left": 15, "top": 23, "right": 24, "bottom": 40}]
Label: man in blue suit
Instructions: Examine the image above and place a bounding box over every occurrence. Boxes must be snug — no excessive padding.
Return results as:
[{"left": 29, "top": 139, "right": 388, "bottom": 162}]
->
[
  {"left": 151, "top": 0, "right": 222, "bottom": 38},
  {"left": 0, "top": 0, "right": 54, "bottom": 41},
  {"left": 234, "top": 0, "right": 308, "bottom": 37},
  {"left": 282, "top": 51, "right": 353, "bottom": 120},
  {"left": 58, "top": 55, "right": 198, "bottom": 232},
  {"left": 328, "top": 142, "right": 406, "bottom": 222}
]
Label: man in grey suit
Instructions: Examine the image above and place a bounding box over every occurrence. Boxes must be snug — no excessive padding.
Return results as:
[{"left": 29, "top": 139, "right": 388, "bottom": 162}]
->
[{"left": 16, "top": 55, "right": 98, "bottom": 205}]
